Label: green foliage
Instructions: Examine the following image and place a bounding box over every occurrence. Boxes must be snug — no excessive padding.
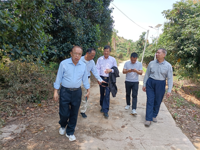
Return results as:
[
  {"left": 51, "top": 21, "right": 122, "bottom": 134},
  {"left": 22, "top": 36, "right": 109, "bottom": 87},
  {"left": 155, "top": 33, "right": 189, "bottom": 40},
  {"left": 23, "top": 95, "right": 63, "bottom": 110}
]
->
[
  {"left": 142, "top": 67, "right": 147, "bottom": 73},
  {"left": 135, "top": 32, "right": 148, "bottom": 56},
  {"left": 139, "top": 44, "right": 155, "bottom": 65},
  {"left": 192, "top": 90, "right": 200, "bottom": 98},
  {"left": 159, "top": 1, "right": 200, "bottom": 74},
  {"left": 47, "top": 0, "right": 114, "bottom": 62},
  {"left": 0, "top": 0, "right": 53, "bottom": 61},
  {"left": 175, "top": 97, "right": 185, "bottom": 107},
  {"left": 113, "top": 32, "right": 136, "bottom": 59},
  {"left": 118, "top": 52, "right": 123, "bottom": 59},
  {"left": 0, "top": 0, "right": 114, "bottom": 63}
]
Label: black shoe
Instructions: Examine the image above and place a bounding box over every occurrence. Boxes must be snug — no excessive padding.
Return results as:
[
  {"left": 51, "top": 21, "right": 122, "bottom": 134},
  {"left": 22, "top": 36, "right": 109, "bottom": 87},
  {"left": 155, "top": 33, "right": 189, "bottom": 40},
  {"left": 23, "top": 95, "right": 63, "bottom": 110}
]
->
[
  {"left": 104, "top": 112, "right": 109, "bottom": 119},
  {"left": 80, "top": 113, "right": 87, "bottom": 118},
  {"left": 100, "top": 108, "right": 103, "bottom": 113}
]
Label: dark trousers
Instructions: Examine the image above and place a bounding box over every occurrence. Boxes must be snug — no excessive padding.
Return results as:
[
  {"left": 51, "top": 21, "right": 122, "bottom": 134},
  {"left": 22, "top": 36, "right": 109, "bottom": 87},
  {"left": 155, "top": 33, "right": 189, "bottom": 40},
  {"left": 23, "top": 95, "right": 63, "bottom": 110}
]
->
[
  {"left": 125, "top": 81, "right": 139, "bottom": 110},
  {"left": 59, "top": 86, "right": 82, "bottom": 135},
  {"left": 146, "top": 78, "right": 166, "bottom": 121},
  {"left": 99, "top": 77, "right": 110, "bottom": 113}
]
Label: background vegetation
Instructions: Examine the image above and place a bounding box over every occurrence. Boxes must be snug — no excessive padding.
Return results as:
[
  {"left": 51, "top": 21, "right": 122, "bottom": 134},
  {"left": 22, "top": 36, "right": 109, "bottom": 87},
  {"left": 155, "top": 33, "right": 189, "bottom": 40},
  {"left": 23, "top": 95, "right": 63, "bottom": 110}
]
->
[
  {"left": 0, "top": 0, "right": 114, "bottom": 126},
  {"left": 141, "top": 0, "right": 200, "bottom": 79}
]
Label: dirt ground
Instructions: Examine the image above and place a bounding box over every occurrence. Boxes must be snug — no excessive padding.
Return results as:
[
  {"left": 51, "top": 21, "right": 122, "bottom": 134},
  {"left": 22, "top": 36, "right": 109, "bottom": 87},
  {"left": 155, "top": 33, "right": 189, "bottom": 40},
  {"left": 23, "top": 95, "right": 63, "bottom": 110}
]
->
[{"left": 163, "top": 79, "right": 200, "bottom": 149}]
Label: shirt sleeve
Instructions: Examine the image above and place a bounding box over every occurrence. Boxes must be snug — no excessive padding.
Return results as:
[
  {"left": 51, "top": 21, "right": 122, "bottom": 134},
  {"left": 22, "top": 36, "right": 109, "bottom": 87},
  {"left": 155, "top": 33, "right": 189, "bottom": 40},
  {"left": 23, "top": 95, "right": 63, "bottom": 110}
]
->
[
  {"left": 96, "top": 58, "right": 101, "bottom": 75},
  {"left": 143, "top": 62, "right": 151, "bottom": 87},
  {"left": 82, "top": 65, "right": 90, "bottom": 89},
  {"left": 91, "top": 61, "right": 103, "bottom": 82},
  {"left": 167, "top": 65, "right": 173, "bottom": 93},
  {"left": 54, "top": 62, "right": 64, "bottom": 89}
]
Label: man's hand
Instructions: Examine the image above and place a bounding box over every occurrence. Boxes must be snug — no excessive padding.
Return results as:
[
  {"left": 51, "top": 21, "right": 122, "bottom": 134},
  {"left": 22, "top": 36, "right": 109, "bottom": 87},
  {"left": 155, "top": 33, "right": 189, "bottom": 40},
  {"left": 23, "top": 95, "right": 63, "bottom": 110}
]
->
[
  {"left": 132, "top": 69, "right": 143, "bottom": 75},
  {"left": 123, "top": 69, "right": 132, "bottom": 74},
  {"left": 97, "top": 81, "right": 101, "bottom": 85},
  {"left": 53, "top": 89, "right": 59, "bottom": 101},
  {"left": 132, "top": 69, "right": 137, "bottom": 72},
  {"left": 85, "top": 89, "right": 90, "bottom": 99},
  {"left": 104, "top": 69, "right": 112, "bottom": 74},
  {"left": 127, "top": 69, "right": 132, "bottom": 73},
  {"left": 142, "top": 86, "right": 146, "bottom": 92},
  {"left": 166, "top": 92, "right": 172, "bottom": 98},
  {"left": 100, "top": 80, "right": 107, "bottom": 87}
]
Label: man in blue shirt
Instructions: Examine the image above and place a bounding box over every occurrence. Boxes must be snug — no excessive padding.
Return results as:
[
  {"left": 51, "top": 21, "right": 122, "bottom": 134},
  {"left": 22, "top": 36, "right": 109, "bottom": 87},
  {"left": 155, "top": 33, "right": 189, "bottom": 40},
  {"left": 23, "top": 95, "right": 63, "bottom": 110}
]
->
[
  {"left": 53, "top": 46, "right": 90, "bottom": 141},
  {"left": 80, "top": 48, "right": 105, "bottom": 118},
  {"left": 123, "top": 52, "right": 143, "bottom": 115}
]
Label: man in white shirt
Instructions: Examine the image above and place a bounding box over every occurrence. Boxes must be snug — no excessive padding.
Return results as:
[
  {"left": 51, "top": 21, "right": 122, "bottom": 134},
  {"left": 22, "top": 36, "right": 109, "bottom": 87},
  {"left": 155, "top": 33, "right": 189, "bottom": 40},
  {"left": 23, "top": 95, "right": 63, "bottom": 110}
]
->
[{"left": 96, "top": 45, "right": 118, "bottom": 119}]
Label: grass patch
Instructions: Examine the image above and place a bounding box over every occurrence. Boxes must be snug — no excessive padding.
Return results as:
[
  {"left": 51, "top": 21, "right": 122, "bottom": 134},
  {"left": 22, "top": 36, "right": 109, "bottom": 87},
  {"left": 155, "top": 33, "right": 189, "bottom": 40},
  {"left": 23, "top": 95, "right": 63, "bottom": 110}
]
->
[{"left": 142, "top": 67, "right": 147, "bottom": 73}]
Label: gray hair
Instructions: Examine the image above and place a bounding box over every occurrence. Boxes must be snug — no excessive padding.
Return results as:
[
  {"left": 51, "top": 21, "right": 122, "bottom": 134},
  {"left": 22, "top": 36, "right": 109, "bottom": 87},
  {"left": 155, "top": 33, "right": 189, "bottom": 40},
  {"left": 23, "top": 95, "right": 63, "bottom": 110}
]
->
[{"left": 158, "top": 48, "right": 167, "bottom": 55}]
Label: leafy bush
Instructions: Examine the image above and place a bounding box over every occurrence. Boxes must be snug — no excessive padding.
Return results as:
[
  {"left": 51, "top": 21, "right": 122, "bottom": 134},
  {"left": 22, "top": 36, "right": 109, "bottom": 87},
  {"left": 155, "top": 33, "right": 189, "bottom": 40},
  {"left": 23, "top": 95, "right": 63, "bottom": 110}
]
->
[
  {"left": 0, "top": 60, "right": 56, "bottom": 126},
  {"left": 118, "top": 53, "right": 123, "bottom": 59}
]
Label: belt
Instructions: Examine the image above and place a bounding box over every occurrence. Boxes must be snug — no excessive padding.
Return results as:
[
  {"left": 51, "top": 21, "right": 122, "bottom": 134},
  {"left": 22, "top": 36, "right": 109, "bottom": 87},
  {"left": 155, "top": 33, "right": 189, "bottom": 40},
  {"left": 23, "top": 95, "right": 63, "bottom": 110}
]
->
[
  {"left": 66, "top": 87, "right": 80, "bottom": 91},
  {"left": 100, "top": 76, "right": 109, "bottom": 79}
]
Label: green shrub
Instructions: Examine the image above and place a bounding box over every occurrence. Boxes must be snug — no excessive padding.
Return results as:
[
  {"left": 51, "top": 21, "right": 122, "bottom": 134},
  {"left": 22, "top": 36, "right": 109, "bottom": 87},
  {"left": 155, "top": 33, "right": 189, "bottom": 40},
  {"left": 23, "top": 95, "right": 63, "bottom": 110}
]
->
[
  {"left": 0, "top": 60, "right": 56, "bottom": 127},
  {"left": 118, "top": 53, "right": 123, "bottom": 59}
]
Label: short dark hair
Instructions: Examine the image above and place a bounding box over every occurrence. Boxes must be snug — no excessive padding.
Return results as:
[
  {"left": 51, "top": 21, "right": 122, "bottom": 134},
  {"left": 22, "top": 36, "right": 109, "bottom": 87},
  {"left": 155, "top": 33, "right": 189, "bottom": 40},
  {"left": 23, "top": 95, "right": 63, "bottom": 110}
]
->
[
  {"left": 86, "top": 48, "right": 96, "bottom": 54},
  {"left": 104, "top": 45, "right": 111, "bottom": 52},
  {"left": 131, "top": 52, "right": 138, "bottom": 58},
  {"left": 72, "top": 45, "right": 83, "bottom": 52}
]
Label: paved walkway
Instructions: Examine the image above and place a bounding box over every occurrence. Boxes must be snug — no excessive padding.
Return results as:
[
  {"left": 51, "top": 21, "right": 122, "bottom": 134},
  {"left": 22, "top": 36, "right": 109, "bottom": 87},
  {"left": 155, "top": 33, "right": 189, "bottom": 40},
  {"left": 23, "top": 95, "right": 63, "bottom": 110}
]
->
[{"left": 76, "top": 60, "right": 196, "bottom": 150}]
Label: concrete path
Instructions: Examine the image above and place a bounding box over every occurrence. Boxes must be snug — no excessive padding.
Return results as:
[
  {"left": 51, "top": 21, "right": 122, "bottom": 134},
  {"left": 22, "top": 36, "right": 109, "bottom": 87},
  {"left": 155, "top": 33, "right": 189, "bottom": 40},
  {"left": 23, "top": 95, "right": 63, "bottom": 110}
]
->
[{"left": 76, "top": 60, "right": 196, "bottom": 150}]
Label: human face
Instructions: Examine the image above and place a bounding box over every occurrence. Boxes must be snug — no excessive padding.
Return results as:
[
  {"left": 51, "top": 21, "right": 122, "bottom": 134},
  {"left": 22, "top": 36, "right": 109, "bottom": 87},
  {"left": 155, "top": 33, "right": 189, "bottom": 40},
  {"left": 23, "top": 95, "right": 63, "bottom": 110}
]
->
[
  {"left": 156, "top": 49, "right": 165, "bottom": 60},
  {"left": 103, "top": 48, "right": 110, "bottom": 58},
  {"left": 130, "top": 57, "right": 137, "bottom": 64},
  {"left": 70, "top": 47, "right": 82, "bottom": 65},
  {"left": 87, "top": 50, "right": 96, "bottom": 61}
]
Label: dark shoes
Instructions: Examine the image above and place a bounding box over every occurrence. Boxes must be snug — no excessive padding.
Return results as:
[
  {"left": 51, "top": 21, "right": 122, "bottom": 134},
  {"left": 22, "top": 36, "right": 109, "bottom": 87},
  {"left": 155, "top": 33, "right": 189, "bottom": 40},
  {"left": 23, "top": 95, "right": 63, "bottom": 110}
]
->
[
  {"left": 100, "top": 108, "right": 103, "bottom": 113},
  {"left": 80, "top": 113, "right": 87, "bottom": 118},
  {"left": 104, "top": 112, "right": 109, "bottom": 119}
]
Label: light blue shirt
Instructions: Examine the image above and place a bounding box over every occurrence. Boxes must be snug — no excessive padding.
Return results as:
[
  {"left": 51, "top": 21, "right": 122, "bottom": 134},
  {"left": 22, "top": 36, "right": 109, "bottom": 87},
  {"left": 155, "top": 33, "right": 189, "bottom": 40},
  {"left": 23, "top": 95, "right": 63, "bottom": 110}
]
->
[
  {"left": 80, "top": 56, "right": 103, "bottom": 82},
  {"left": 54, "top": 58, "right": 90, "bottom": 90},
  {"left": 123, "top": 60, "right": 143, "bottom": 82}
]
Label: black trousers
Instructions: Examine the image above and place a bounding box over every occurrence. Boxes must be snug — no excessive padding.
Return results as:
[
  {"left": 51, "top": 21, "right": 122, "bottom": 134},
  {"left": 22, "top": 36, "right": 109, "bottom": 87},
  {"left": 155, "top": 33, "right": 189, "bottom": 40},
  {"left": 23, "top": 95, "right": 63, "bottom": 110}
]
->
[
  {"left": 99, "top": 77, "right": 110, "bottom": 113},
  {"left": 125, "top": 81, "right": 139, "bottom": 110},
  {"left": 59, "top": 86, "right": 82, "bottom": 135}
]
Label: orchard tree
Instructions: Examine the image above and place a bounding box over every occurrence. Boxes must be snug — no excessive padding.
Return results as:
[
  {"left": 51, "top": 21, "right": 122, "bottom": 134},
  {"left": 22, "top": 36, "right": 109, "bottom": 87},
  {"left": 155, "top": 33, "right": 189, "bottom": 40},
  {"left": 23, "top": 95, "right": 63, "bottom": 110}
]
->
[
  {"left": 0, "top": 0, "right": 53, "bottom": 61},
  {"left": 135, "top": 32, "right": 148, "bottom": 56},
  {"left": 160, "top": 1, "right": 200, "bottom": 73},
  {"left": 46, "top": 0, "right": 114, "bottom": 62}
]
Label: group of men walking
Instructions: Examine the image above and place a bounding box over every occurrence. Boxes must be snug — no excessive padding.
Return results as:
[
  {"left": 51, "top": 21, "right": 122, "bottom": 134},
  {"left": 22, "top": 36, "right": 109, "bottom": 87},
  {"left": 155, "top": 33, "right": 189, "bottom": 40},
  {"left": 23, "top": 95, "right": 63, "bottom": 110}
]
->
[{"left": 53, "top": 45, "right": 173, "bottom": 141}]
